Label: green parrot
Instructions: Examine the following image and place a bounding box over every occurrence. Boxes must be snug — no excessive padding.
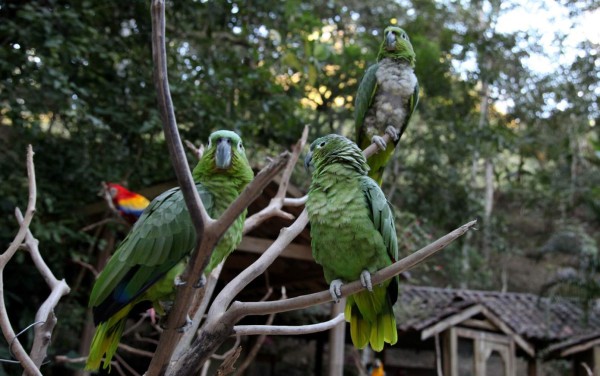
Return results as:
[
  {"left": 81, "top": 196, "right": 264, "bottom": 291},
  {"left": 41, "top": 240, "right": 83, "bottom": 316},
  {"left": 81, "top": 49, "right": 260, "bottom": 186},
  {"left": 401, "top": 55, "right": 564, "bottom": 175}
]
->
[
  {"left": 354, "top": 25, "right": 419, "bottom": 185},
  {"left": 85, "top": 130, "right": 254, "bottom": 371},
  {"left": 305, "top": 134, "right": 399, "bottom": 352}
]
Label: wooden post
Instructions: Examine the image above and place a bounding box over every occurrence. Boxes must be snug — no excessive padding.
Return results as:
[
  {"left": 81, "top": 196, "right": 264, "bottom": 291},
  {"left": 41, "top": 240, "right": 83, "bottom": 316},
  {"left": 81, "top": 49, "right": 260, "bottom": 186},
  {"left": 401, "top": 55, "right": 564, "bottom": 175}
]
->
[
  {"left": 594, "top": 346, "right": 600, "bottom": 376},
  {"left": 328, "top": 299, "right": 346, "bottom": 376},
  {"left": 527, "top": 357, "right": 539, "bottom": 376}
]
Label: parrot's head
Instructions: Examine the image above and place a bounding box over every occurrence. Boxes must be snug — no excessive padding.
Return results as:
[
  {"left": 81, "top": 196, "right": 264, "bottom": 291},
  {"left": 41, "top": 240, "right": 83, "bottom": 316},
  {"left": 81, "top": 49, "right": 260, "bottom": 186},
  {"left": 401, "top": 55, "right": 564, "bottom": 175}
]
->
[
  {"left": 193, "top": 130, "right": 254, "bottom": 186},
  {"left": 304, "top": 134, "right": 369, "bottom": 176},
  {"left": 378, "top": 26, "right": 415, "bottom": 66},
  {"left": 105, "top": 182, "right": 133, "bottom": 201}
]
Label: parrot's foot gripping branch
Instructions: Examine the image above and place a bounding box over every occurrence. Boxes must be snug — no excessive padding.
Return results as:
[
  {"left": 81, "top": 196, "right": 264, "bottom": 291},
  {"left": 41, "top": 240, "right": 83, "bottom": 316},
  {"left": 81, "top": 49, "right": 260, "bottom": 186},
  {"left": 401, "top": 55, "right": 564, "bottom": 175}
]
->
[
  {"left": 360, "top": 270, "right": 373, "bottom": 292},
  {"left": 176, "top": 314, "right": 192, "bottom": 333},
  {"left": 385, "top": 125, "right": 400, "bottom": 141},
  {"left": 329, "top": 279, "right": 344, "bottom": 303},
  {"left": 193, "top": 275, "right": 206, "bottom": 289},
  {"left": 371, "top": 135, "right": 388, "bottom": 152},
  {"left": 174, "top": 275, "right": 186, "bottom": 287}
]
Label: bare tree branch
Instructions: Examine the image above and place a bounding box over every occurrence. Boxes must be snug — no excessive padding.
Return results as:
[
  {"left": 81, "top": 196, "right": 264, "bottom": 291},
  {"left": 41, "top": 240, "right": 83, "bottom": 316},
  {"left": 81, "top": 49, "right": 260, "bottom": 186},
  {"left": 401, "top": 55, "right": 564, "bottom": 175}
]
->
[
  {"left": 169, "top": 263, "right": 224, "bottom": 362},
  {"left": 80, "top": 217, "right": 123, "bottom": 232},
  {"left": 170, "top": 218, "right": 476, "bottom": 374},
  {"left": 150, "top": 0, "right": 210, "bottom": 230},
  {"left": 215, "top": 346, "right": 242, "bottom": 376},
  {"left": 148, "top": 2, "right": 291, "bottom": 374},
  {"left": 210, "top": 336, "right": 242, "bottom": 361},
  {"left": 282, "top": 197, "right": 308, "bottom": 206},
  {"left": 233, "top": 313, "right": 345, "bottom": 336},
  {"left": 184, "top": 140, "right": 204, "bottom": 160},
  {"left": 17, "top": 207, "right": 71, "bottom": 368},
  {"left": 208, "top": 210, "right": 310, "bottom": 323},
  {"left": 0, "top": 146, "right": 43, "bottom": 376},
  {"left": 118, "top": 343, "right": 154, "bottom": 358},
  {"left": 244, "top": 126, "right": 309, "bottom": 234},
  {"left": 54, "top": 355, "right": 88, "bottom": 365},
  {"left": 114, "top": 353, "right": 142, "bottom": 376},
  {"left": 232, "top": 287, "right": 281, "bottom": 376},
  {"left": 226, "top": 219, "right": 476, "bottom": 320}
]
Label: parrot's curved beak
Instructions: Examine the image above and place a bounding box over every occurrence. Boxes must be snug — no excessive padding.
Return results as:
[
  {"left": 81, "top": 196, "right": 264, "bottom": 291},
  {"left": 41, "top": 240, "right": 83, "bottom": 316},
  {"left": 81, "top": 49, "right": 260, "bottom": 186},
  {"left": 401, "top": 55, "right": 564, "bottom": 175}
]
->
[
  {"left": 304, "top": 151, "right": 313, "bottom": 171},
  {"left": 215, "top": 138, "right": 232, "bottom": 169},
  {"left": 385, "top": 31, "right": 396, "bottom": 50}
]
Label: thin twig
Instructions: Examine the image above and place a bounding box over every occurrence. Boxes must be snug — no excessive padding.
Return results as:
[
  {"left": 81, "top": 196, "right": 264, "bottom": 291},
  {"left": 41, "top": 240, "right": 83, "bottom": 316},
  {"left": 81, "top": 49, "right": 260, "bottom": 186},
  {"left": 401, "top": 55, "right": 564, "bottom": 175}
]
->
[
  {"left": 233, "top": 313, "right": 345, "bottom": 336},
  {"left": 118, "top": 343, "right": 154, "bottom": 358},
  {"left": 243, "top": 125, "right": 309, "bottom": 235},
  {"left": 134, "top": 332, "right": 160, "bottom": 346},
  {"left": 114, "top": 353, "right": 142, "bottom": 376},
  {"left": 15, "top": 208, "right": 71, "bottom": 368},
  {"left": 211, "top": 336, "right": 241, "bottom": 361},
  {"left": 123, "top": 313, "right": 151, "bottom": 337},
  {"left": 111, "top": 360, "right": 127, "bottom": 376},
  {"left": 71, "top": 259, "right": 98, "bottom": 278},
  {"left": 80, "top": 217, "right": 123, "bottom": 232},
  {"left": 282, "top": 197, "right": 307, "bottom": 206},
  {"left": 216, "top": 346, "right": 242, "bottom": 376},
  {"left": 232, "top": 287, "right": 281, "bottom": 376},
  {"left": 54, "top": 355, "right": 87, "bottom": 364},
  {"left": 184, "top": 140, "right": 204, "bottom": 160}
]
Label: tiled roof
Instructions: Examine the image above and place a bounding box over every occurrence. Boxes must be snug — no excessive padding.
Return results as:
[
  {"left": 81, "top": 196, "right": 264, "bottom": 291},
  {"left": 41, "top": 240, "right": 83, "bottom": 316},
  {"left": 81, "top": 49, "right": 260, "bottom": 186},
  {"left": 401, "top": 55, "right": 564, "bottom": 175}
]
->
[
  {"left": 542, "top": 330, "right": 600, "bottom": 358},
  {"left": 396, "top": 285, "right": 600, "bottom": 343}
]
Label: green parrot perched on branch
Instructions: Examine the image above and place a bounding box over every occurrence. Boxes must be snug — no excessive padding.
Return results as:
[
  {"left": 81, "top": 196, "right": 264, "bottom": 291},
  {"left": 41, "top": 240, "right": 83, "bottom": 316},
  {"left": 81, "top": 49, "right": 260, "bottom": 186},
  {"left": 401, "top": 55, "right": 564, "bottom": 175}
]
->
[
  {"left": 305, "top": 134, "right": 399, "bottom": 351},
  {"left": 355, "top": 25, "right": 419, "bottom": 185},
  {"left": 85, "top": 130, "right": 254, "bottom": 371}
]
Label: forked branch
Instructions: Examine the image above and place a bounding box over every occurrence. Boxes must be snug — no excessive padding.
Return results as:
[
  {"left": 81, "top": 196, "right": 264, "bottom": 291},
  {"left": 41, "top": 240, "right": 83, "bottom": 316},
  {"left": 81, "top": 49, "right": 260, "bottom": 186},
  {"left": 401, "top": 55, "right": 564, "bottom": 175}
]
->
[
  {"left": 0, "top": 146, "right": 71, "bottom": 375},
  {"left": 147, "top": 1, "right": 290, "bottom": 374}
]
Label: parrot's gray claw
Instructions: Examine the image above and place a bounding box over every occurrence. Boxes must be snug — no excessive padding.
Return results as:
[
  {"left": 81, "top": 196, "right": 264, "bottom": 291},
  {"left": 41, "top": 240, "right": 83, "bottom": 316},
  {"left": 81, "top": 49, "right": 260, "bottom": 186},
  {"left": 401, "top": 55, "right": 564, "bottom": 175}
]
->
[
  {"left": 385, "top": 125, "right": 400, "bottom": 141},
  {"left": 176, "top": 315, "right": 192, "bottom": 333},
  {"left": 174, "top": 275, "right": 186, "bottom": 287},
  {"left": 159, "top": 300, "right": 173, "bottom": 312},
  {"left": 329, "top": 279, "right": 344, "bottom": 303},
  {"left": 360, "top": 270, "right": 373, "bottom": 292},
  {"left": 371, "top": 135, "right": 387, "bottom": 152},
  {"left": 194, "top": 275, "right": 206, "bottom": 288}
]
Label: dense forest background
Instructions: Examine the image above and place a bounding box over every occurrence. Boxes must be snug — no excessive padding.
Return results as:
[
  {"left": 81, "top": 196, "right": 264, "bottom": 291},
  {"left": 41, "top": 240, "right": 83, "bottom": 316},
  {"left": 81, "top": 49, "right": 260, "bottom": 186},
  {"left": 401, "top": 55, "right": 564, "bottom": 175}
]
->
[{"left": 0, "top": 0, "right": 599, "bottom": 374}]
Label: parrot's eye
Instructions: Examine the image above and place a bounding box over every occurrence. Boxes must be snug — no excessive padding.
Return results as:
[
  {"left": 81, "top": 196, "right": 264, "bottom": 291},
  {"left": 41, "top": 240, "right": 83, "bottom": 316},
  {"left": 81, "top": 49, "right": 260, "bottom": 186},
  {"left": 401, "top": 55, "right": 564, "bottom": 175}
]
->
[
  {"left": 401, "top": 33, "right": 408, "bottom": 40},
  {"left": 238, "top": 142, "right": 243, "bottom": 150},
  {"left": 317, "top": 141, "right": 326, "bottom": 148}
]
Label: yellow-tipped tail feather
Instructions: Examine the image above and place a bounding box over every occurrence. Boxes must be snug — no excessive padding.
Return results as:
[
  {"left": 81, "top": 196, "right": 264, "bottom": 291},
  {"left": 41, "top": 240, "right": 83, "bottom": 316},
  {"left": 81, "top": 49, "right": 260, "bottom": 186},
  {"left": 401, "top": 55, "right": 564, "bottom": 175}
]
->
[
  {"left": 345, "top": 287, "right": 397, "bottom": 352},
  {"left": 85, "top": 306, "right": 130, "bottom": 371}
]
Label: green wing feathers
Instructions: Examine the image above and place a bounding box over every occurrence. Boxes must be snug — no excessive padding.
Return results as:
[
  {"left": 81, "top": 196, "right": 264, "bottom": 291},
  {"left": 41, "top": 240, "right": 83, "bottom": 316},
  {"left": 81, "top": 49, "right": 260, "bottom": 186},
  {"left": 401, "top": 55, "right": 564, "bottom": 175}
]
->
[
  {"left": 354, "top": 63, "right": 379, "bottom": 149},
  {"left": 88, "top": 184, "right": 210, "bottom": 309},
  {"left": 362, "top": 176, "right": 398, "bottom": 264}
]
